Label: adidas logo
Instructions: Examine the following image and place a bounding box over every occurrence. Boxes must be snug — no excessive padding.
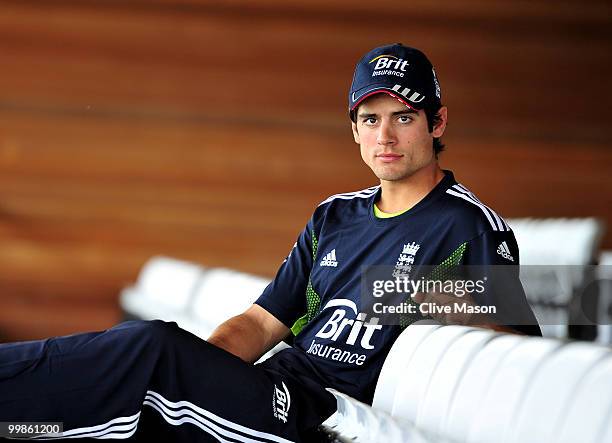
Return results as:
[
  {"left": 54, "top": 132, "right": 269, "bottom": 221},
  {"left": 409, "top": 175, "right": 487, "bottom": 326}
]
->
[
  {"left": 497, "top": 241, "right": 514, "bottom": 262},
  {"left": 320, "top": 249, "right": 339, "bottom": 267}
]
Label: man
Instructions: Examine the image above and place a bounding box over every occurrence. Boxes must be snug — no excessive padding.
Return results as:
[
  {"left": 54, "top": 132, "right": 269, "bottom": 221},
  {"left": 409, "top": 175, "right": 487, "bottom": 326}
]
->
[{"left": 0, "top": 43, "right": 540, "bottom": 442}]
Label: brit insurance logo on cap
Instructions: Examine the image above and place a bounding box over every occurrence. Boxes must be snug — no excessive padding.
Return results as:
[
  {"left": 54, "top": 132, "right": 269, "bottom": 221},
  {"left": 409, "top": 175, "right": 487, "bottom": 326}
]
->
[
  {"left": 369, "top": 54, "right": 410, "bottom": 78},
  {"left": 349, "top": 43, "right": 442, "bottom": 114}
]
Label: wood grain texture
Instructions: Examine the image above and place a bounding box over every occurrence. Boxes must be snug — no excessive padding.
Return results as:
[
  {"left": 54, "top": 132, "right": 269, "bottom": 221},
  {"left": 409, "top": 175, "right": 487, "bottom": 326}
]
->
[{"left": 0, "top": 0, "right": 610, "bottom": 340}]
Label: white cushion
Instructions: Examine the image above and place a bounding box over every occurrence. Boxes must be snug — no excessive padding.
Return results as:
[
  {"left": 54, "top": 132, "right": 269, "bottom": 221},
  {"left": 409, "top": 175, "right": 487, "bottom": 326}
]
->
[
  {"left": 119, "top": 256, "right": 205, "bottom": 323},
  {"left": 465, "top": 338, "right": 563, "bottom": 443},
  {"left": 508, "top": 342, "right": 611, "bottom": 443},
  {"left": 390, "top": 326, "right": 475, "bottom": 422},
  {"left": 554, "top": 355, "right": 612, "bottom": 443},
  {"left": 372, "top": 321, "right": 441, "bottom": 413},
  {"left": 133, "top": 256, "right": 204, "bottom": 309},
  {"left": 442, "top": 333, "right": 524, "bottom": 441},
  {"left": 191, "top": 267, "right": 270, "bottom": 332},
  {"left": 507, "top": 218, "right": 603, "bottom": 265},
  {"left": 322, "top": 388, "right": 434, "bottom": 443},
  {"left": 415, "top": 329, "right": 496, "bottom": 435}
]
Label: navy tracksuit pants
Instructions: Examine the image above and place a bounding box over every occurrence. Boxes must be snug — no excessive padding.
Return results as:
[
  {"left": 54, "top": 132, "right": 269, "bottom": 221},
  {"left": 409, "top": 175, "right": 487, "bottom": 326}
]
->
[{"left": 0, "top": 320, "right": 336, "bottom": 441}]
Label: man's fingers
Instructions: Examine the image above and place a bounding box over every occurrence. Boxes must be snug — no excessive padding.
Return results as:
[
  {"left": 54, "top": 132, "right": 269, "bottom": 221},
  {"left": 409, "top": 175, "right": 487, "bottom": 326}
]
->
[{"left": 412, "top": 292, "right": 425, "bottom": 303}]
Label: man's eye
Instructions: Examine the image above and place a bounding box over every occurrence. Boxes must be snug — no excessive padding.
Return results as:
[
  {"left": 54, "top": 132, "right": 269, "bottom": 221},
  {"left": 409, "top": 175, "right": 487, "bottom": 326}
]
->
[
  {"left": 363, "top": 117, "right": 377, "bottom": 125},
  {"left": 398, "top": 115, "right": 413, "bottom": 123}
]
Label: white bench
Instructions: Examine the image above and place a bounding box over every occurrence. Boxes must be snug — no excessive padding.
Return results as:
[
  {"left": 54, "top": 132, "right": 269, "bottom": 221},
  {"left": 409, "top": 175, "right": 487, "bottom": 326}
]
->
[
  {"left": 323, "top": 322, "right": 612, "bottom": 443},
  {"left": 506, "top": 217, "right": 604, "bottom": 339},
  {"left": 119, "top": 256, "right": 289, "bottom": 361}
]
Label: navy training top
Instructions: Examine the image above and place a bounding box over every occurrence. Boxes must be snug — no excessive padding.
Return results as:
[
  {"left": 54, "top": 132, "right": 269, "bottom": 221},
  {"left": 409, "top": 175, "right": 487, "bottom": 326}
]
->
[{"left": 255, "top": 170, "right": 541, "bottom": 403}]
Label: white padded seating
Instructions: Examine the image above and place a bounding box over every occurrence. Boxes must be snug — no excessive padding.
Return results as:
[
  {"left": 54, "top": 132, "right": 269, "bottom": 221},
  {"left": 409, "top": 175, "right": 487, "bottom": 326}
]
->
[
  {"left": 120, "top": 256, "right": 205, "bottom": 325},
  {"left": 370, "top": 325, "right": 612, "bottom": 443},
  {"left": 508, "top": 342, "right": 611, "bottom": 443},
  {"left": 442, "top": 333, "right": 526, "bottom": 440},
  {"left": 191, "top": 267, "right": 270, "bottom": 333},
  {"left": 415, "top": 328, "right": 497, "bottom": 435},
  {"left": 372, "top": 321, "right": 442, "bottom": 413},
  {"left": 390, "top": 326, "right": 476, "bottom": 422},
  {"left": 506, "top": 218, "right": 605, "bottom": 339},
  {"left": 466, "top": 337, "right": 563, "bottom": 443},
  {"left": 323, "top": 388, "right": 436, "bottom": 443},
  {"left": 325, "top": 324, "right": 612, "bottom": 443},
  {"left": 554, "top": 355, "right": 612, "bottom": 443},
  {"left": 120, "top": 256, "right": 271, "bottom": 339},
  {"left": 507, "top": 218, "right": 604, "bottom": 266}
]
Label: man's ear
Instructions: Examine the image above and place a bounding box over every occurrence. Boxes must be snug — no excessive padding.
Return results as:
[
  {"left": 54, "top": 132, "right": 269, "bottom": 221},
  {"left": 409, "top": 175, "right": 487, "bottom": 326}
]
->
[
  {"left": 351, "top": 121, "right": 360, "bottom": 144},
  {"left": 432, "top": 106, "right": 448, "bottom": 138}
]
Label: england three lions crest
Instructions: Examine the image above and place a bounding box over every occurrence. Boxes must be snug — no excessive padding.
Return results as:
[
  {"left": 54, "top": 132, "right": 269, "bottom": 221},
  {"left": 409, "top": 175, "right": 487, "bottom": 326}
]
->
[{"left": 393, "top": 242, "right": 420, "bottom": 279}]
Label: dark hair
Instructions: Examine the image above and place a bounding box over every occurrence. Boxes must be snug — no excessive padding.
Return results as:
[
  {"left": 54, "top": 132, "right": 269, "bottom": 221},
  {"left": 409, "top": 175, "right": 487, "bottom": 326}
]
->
[
  {"left": 350, "top": 102, "right": 446, "bottom": 157},
  {"left": 424, "top": 103, "right": 445, "bottom": 156}
]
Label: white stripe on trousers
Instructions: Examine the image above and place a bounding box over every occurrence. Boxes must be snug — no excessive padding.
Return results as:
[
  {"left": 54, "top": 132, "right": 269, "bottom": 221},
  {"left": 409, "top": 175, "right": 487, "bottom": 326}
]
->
[
  {"left": 143, "top": 390, "right": 294, "bottom": 443},
  {"left": 30, "top": 390, "right": 295, "bottom": 442},
  {"left": 143, "top": 392, "right": 289, "bottom": 443}
]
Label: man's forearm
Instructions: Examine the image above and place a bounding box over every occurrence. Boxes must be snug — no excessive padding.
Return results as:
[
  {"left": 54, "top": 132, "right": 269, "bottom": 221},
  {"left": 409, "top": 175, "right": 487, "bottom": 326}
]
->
[
  {"left": 207, "top": 305, "right": 289, "bottom": 363},
  {"left": 207, "top": 314, "right": 268, "bottom": 362}
]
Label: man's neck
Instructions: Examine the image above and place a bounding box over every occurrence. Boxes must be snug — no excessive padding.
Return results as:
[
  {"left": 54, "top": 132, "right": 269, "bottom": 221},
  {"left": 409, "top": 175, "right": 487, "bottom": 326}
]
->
[{"left": 377, "top": 164, "right": 445, "bottom": 213}]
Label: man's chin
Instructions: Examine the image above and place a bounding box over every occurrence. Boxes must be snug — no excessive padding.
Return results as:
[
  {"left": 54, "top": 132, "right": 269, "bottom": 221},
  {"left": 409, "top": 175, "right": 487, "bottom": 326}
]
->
[{"left": 376, "top": 171, "right": 414, "bottom": 182}]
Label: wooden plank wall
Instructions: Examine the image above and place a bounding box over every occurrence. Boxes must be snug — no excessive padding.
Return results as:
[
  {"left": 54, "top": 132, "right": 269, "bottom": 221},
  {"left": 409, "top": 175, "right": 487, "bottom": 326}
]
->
[{"left": 0, "top": 0, "right": 610, "bottom": 341}]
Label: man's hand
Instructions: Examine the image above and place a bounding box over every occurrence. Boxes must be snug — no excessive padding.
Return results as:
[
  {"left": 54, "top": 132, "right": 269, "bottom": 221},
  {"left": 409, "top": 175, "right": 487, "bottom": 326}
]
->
[{"left": 207, "top": 304, "right": 290, "bottom": 363}]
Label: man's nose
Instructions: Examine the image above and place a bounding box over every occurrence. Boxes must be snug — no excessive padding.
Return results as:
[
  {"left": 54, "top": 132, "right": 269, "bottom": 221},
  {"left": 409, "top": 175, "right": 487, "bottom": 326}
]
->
[{"left": 377, "top": 120, "right": 397, "bottom": 146}]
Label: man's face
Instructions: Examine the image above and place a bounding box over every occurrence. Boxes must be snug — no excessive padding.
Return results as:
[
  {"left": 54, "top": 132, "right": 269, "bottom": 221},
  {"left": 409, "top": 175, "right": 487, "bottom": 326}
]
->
[{"left": 351, "top": 93, "right": 447, "bottom": 183}]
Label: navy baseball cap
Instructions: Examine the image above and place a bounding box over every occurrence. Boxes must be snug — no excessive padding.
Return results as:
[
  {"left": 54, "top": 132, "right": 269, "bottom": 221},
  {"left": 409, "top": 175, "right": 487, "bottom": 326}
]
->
[{"left": 349, "top": 43, "right": 442, "bottom": 118}]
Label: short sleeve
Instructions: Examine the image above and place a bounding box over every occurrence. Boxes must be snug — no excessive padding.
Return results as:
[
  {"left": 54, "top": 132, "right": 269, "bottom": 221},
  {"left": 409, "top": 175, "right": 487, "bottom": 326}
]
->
[
  {"left": 254, "top": 219, "right": 314, "bottom": 328},
  {"left": 464, "top": 230, "right": 542, "bottom": 336}
]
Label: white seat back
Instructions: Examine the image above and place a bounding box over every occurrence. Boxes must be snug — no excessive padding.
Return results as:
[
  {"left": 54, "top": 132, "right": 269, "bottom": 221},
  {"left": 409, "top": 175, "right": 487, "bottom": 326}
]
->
[
  {"left": 119, "top": 256, "right": 205, "bottom": 322},
  {"left": 507, "top": 218, "right": 604, "bottom": 339},
  {"left": 323, "top": 388, "right": 438, "bottom": 443},
  {"left": 465, "top": 338, "right": 563, "bottom": 443},
  {"left": 507, "top": 218, "right": 603, "bottom": 266},
  {"left": 415, "top": 329, "right": 496, "bottom": 435},
  {"left": 134, "top": 256, "right": 204, "bottom": 309},
  {"left": 507, "top": 342, "right": 610, "bottom": 443},
  {"left": 119, "top": 257, "right": 272, "bottom": 341},
  {"left": 372, "top": 321, "right": 441, "bottom": 413},
  {"left": 338, "top": 323, "right": 612, "bottom": 443},
  {"left": 191, "top": 267, "right": 270, "bottom": 332},
  {"left": 442, "top": 333, "right": 525, "bottom": 441},
  {"left": 554, "top": 355, "right": 612, "bottom": 443},
  {"left": 390, "top": 326, "right": 475, "bottom": 422}
]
